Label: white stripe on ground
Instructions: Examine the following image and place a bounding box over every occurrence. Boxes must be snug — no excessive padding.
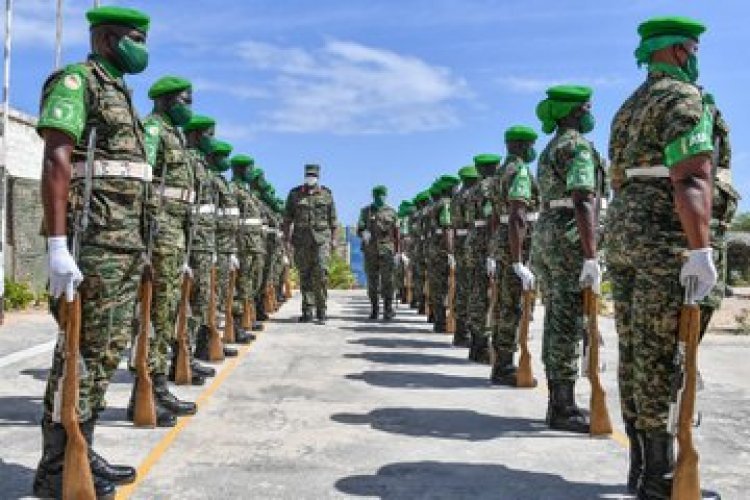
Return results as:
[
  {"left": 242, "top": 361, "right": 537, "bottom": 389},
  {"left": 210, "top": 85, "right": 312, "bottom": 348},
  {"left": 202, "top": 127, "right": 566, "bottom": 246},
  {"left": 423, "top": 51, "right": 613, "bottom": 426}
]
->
[{"left": 0, "top": 340, "right": 55, "bottom": 368}]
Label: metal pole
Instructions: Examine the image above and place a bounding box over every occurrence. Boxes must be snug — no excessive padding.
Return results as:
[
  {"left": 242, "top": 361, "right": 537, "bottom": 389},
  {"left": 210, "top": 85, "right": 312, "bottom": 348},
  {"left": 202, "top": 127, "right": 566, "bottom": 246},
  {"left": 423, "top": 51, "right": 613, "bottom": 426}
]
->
[
  {"left": 54, "top": 0, "right": 63, "bottom": 69},
  {"left": 0, "top": 0, "right": 13, "bottom": 323},
  {"left": 93, "top": 0, "right": 100, "bottom": 7}
]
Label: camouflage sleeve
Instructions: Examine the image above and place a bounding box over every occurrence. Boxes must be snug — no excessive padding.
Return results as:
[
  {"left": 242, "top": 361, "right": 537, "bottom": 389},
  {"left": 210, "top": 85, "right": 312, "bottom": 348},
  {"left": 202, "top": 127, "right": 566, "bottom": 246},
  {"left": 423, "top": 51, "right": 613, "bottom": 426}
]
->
[
  {"left": 508, "top": 164, "right": 532, "bottom": 203},
  {"left": 37, "top": 64, "right": 88, "bottom": 142},
  {"left": 661, "top": 85, "right": 713, "bottom": 167},
  {"left": 329, "top": 194, "right": 338, "bottom": 229},
  {"left": 284, "top": 190, "right": 295, "bottom": 224},
  {"left": 565, "top": 142, "right": 596, "bottom": 193},
  {"left": 357, "top": 207, "right": 367, "bottom": 232}
]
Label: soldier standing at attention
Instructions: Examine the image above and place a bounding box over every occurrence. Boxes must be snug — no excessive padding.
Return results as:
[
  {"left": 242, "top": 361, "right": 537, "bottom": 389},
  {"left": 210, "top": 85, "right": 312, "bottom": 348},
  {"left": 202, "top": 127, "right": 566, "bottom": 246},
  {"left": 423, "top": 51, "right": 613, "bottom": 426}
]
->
[
  {"left": 248, "top": 168, "right": 270, "bottom": 325},
  {"left": 394, "top": 201, "right": 413, "bottom": 305},
  {"left": 489, "top": 126, "right": 540, "bottom": 386},
  {"left": 607, "top": 17, "right": 721, "bottom": 498},
  {"left": 427, "top": 175, "right": 459, "bottom": 333},
  {"left": 34, "top": 6, "right": 151, "bottom": 496},
  {"left": 284, "top": 164, "right": 338, "bottom": 323},
  {"left": 533, "top": 84, "right": 602, "bottom": 434},
  {"left": 411, "top": 191, "right": 431, "bottom": 315},
  {"left": 452, "top": 165, "right": 480, "bottom": 347},
  {"left": 357, "top": 185, "right": 400, "bottom": 321}
]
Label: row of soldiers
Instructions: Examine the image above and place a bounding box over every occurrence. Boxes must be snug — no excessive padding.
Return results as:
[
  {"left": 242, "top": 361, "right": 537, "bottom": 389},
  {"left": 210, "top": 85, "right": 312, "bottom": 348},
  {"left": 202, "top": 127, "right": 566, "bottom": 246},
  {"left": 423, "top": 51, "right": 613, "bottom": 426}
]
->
[
  {"left": 361, "top": 15, "right": 736, "bottom": 500},
  {"left": 34, "top": 6, "right": 297, "bottom": 498}
]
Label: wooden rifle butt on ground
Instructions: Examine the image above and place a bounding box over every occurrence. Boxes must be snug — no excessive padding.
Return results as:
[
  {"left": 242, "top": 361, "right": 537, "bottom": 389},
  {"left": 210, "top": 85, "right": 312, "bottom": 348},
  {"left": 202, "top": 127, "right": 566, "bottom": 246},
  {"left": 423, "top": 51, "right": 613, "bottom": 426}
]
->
[
  {"left": 60, "top": 295, "right": 97, "bottom": 500},
  {"left": 283, "top": 267, "right": 293, "bottom": 299},
  {"left": 584, "top": 288, "right": 612, "bottom": 437},
  {"left": 223, "top": 268, "right": 237, "bottom": 343},
  {"left": 207, "top": 265, "right": 225, "bottom": 362},
  {"left": 516, "top": 290, "right": 537, "bottom": 388},
  {"left": 173, "top": 275, "right": 193, "bottom": 385},
  {"left": 446, "top": 267, "right": 457, "bottom": 334},
  {"left": 241, "top": 298, "right": 253, "bottom": 330},
  {"left": 133, "top": 273, "right": 157, "bottom": 428}
]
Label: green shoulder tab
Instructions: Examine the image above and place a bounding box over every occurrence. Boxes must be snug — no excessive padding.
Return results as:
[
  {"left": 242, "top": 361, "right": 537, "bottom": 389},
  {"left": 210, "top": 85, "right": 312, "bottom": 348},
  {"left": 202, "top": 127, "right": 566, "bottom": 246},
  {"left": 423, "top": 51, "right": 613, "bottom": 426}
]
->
[
  {"left": 37, "top": 63, "right": 90, "bottom": 143},
  {"left": 508, "top": 164, "right": 532, "bottom": 201},
  {"left": 439, "top": 200, "right": 452, "bottom": 227},
  {"left": 142, "top": 116, "right": 162, "bottom": 167},
  {"left": 664, "top": 104, "right": 714, "bottom": 167},
  {"left": 566, "top": 143, "right": 596, "bottom": 192}
]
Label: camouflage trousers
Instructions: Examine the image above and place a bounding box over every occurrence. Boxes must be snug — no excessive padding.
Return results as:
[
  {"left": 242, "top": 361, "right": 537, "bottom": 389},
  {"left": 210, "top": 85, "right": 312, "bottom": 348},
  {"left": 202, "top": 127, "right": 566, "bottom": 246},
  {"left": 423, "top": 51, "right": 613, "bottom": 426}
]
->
[
  {"left": 216, "top": 253, "right": 237, "bottom": 329},
  {"left": 234, "top": 251, "right": 264, "bottom": 316},
  {"left": 293, "top": 240, "right": 330, "bottom": 312},
  {"left": 189, "top": 250, "right": 214, "bottom": 356},
  {"left": 532, "top": 213, "right": 585, "bottom": 383},
  {"left": 492, "top": 243, "right": 522, "bottom": 352},
  {"left": 149, "top": 247, "right": 184, "bottom": 375},
  {"left": 454, "top": 235, "right": 470, "bottom": 338},
  {"left": 428, "top": 246, "right": 450, "bottom": 328},
  {"left": 364, "top": 248, "right": 395, "bottom": 302},
  {"left": 466, "top": 230, "right": 490, "bottom": 343},
  {"left": 412, "top": 248, "right": 425, "bottom": 306},
  {"left": 43, "top": 246, "right": 142, "bottom": 422}
]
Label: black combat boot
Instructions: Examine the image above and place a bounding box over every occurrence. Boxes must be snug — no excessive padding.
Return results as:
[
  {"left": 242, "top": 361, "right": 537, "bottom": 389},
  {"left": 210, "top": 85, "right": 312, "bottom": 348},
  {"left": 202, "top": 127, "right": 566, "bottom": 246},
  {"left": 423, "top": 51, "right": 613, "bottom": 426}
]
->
[
  {"left": 191, "top": 361, "right": 215, "bottom": 378},
  {"left": 168, "top": 342, "right": 206, "bottom": 386},
  {"left": 299, "top": 309, "right": 313, "bottom": 322},
  {"left": 256, "top": 297, "right": 269, "bottom": 321},
  {"left": 625, "top": 419, "right": 643, "bottom": 494},
  {"left": 126, "top": 379, "right": 178, "bottom": 427},
  {"left": 81, "top": 419, "right": 136, "bottom": 485},
  {"left": 490, "top": 349, "right": 519, "bottom": 386},
  {"left": 410, "top": 298, "right": 418, "bottom": 309},
  {"left": 193, "top": 325, "right": 211, "bottom": 362},
  {"left": 252, "top": 320, "right": 264, "bottom": 331},
  {"left": 383, "top": 298, "right": 395, "bottom": 320},
  {"left": 33, "top": 418, "right": 116, "bottom": 499},
  {"left": 233, "top": 318, "right": 256, "bottom": 344},
  {"left": 546, "top": 380, "right": 589, "bottom": 434},
  {"left": 153, "top": 374, "right": 197, "bottom": 416},
  {"left": 369, "top": 298, "right": 379, "bottom": 320},
  {"left": 417, "top": 301, "right": 426, "bottom": 315},
  {"left": 224, "top": 345, "right": 238, "bottom": 357},
  {"left": 432, "top": 306, "right": 446, "bottom": 333},
  {"left": 316, "top": 307, "right": 328, "bottom": 324},
  {"left": 468, "top": 335, "right": 491, "bottom": 364}
]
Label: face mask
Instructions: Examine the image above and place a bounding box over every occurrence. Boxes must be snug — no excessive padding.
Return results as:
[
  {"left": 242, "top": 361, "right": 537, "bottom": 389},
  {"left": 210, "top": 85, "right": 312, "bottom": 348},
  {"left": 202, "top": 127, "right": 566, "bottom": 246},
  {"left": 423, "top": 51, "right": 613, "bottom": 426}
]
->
[
  {"left": 478, "top": 165, "right": 495, "bottom": 178},
  {"left": 524, "top": 147, "right": 537, "bottom": 163},
  {"left": 580, "top": 112, "right": 595, "bottom": 134},
  {"left": 683, "top": 53, "right": 699, "bottom": 83},
  {"left": 373, "top": 194, "right": 386, "bottom": 207},
  {"left": 198, "top": 135, "right": 215, "bottom": 154},
  {"left": 167, "top": 103, "right": 192, "bottom": 127},
  {"left": 115, "top": 37, "right": 149, "bottom": 74},
  {"left": 305, "top": 175, "right": 318, "bottom": 186},
  {"left": 212, "top": 158, "right": 231, "bottom": 173}
]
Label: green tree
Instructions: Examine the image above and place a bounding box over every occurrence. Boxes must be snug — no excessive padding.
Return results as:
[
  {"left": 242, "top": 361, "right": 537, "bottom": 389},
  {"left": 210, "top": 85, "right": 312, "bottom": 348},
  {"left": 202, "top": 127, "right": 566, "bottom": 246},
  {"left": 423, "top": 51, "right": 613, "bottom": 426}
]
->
[
  {"left": 328, "top": 254, "right": 356, "bottom": 289},
  {"left": 731, "top": 212, "right": 750, "bottom": 232}
]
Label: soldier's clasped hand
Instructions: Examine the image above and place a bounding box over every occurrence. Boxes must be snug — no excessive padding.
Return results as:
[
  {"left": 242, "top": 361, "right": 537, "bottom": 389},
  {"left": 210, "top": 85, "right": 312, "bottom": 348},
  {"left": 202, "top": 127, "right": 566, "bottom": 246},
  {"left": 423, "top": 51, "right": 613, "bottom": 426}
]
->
[
  {"left": 579, "top": 258, "right": 601, "bottom": 295},
  {"left": 47, "top": 236, "right": 84, "bottom": 302},
  {"left": 512, "top": 262, "right": 535, "bottom": 291},
  {"left": 680, "top": 248, "right": 718, "bottom": 301}
]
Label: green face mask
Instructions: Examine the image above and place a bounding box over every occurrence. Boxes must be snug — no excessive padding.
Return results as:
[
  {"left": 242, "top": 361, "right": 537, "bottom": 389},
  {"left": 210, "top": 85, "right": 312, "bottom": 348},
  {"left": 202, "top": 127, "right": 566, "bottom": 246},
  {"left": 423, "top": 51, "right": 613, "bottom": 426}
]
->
[
  {"left": 683, "top": 54, "right": 699, "bottom": 83},
  {"left": 524, "top": 147, "right": 537, "bottom": 163},
  {"left": 212, "top": 157, "right": 231, "bottom": 173},
  {"left": 115, "top": 37, "right": 149, "bottom": 74},
  {"left": 167, "top": 103, "right": 192, "bottom": 127},
  {"left": 373, "top": 194, "right": 386, "bottom": 207},
  {"left": 198, "top": 135, "right": 215, "bottom": 154},
  {"left": 580, "top": 112, "right": 596, "bottom": 134}
]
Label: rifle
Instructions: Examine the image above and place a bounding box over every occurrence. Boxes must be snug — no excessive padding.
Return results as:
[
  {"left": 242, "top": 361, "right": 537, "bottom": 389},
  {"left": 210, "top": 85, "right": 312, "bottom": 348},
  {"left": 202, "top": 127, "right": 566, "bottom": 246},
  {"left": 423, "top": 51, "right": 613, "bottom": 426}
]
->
[
  {"left": 584, "top": 287, "right": 612, "bottom": 436},
  {"left": 57, "top": 128, "right": 96, "bottom": 498},
  {"left": 283, "top": 261, "right": 293, "bottom": 300},
  {"left": 223, "top": 262, "right": 237, "bottom": 343},
  {"left": 485, "top": 268, "right": 498, "bottom": 366},
  {"left": 405, "top": 262, "right": 413, "bottom": 305},
  {"left": 424, "top": 278, "right": 431, "bottom": 320},
  {"left": 516, "top": 289, "right": 536, "bottom": 388},
  {"left": 173, "top": 190, "right": 198, "bottom": 385},
  {"left": 207, "top": 187, "right": 225, "bottom": 362},
  {"left": 670, "top": 276, "right": 701, "bottom": 499},
  {"left": 446, "top": 261, "right": 456, "bottom": 334}
]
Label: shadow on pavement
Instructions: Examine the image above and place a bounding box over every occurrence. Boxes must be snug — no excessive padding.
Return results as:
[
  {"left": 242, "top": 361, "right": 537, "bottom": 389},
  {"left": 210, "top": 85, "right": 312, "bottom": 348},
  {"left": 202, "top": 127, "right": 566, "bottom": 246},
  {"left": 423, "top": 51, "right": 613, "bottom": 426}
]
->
[
  {"left": 346, "top": 370, "right": 487, "bottom": 389},
  {"left": 335, "top": 461, "right": 625, "bottom": 499},
  {"left": 0, "top": 396, "right": 42, "bottom": 426},
  {"left": 20, "top": 367, "right": 134, "bottom": 385},
  {"left": 338, "top": 325, "right": 434, "bottom": 335},
  {"left": 344, "top": 352, "right": 467, "bottom": 366},
  {"left": 331, "top": 407, "right": 548, "bottom": 441},
  {"left": 0, "top": 459, "right": 35, "bottom": 499},
  {"left": 348, "top": 338, "right": 450, "bottom": 349}
]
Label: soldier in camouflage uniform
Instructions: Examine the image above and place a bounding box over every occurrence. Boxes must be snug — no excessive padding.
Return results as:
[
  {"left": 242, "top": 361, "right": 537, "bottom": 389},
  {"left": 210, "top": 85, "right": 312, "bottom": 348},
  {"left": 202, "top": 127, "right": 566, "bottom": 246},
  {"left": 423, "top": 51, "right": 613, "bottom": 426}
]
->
[
  {"left": 489, "top": 126, "right": 540, "bottom": 386},
  {"left": 465, "top": 155, "right": 501, "bottom": 362},
  {"left": 284, "top": 164, "right": 338, "bottom": 323},
  {"left": 249, "top": 169, "right": 271, "bottom": 324},
  {"left": 396, "top": 200, "right": 417, "bottom": 307},
  {"left": 427, "top": 175, "right": 459, "bottom": 333},
  {"left": 532, "top": 84, "right": 603, "bottom": 434},
  {"left": 34, "top": 6, "right": 151, "bottom": 496},
  {"left": 261, "top": 187, "right": 280, "bottom": 315},
  {"left": 231, "top": 155, "right": 264, "bottom": 334},
  {"left": 357, "top": 185, "right": 400, "bottom": 320},
  {"left": 607, "top": 17, "right": 722, "bottom": 498},
  {"left": 452, "top": 166, "right": 480, "bottom": 347},
  {"left": 411, "top": 192, "right": 431, "bottom": 314}
]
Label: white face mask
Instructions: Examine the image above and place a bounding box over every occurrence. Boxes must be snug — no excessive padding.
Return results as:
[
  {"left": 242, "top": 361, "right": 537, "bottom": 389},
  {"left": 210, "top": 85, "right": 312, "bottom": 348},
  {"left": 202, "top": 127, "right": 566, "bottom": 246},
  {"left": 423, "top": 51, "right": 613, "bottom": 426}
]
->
[{"left": 305, "top": 175, "right": 318, "bottom": 186}]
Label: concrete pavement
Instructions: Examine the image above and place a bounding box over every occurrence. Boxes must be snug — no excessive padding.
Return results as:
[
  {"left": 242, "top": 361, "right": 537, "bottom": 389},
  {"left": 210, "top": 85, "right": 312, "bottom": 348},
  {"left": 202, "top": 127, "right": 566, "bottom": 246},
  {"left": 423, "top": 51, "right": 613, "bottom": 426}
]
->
[{"left": 0, "top": 290, "right": 747, "bottom": 499}]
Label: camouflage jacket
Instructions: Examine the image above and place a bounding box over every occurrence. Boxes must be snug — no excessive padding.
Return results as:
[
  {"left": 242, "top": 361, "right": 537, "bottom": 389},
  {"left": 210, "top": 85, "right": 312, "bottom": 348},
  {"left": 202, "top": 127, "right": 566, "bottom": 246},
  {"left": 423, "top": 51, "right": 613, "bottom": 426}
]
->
[
  {"left": 464, "top": 177, "right": 494, "bottom": 252},
  {"left": 284, "top": 185, "right": 338, "bottom": 246},
  {"left": 214, "top": 174, "right": 239, "bottom": 254},
  {"left": 38, "top": 56, "right": 148, "bottom": 252},
  {"left": 491, "top": 155, "right": 539, "bottom": 259},
  {"left": 234, "top": 180, "right": 265, "bottom": 254},
  {"left": 357, "top": 203, "right": 398, "bottom": 254},
  {"left": 189, "top": 149, "right": 216, "bottom": 253}
]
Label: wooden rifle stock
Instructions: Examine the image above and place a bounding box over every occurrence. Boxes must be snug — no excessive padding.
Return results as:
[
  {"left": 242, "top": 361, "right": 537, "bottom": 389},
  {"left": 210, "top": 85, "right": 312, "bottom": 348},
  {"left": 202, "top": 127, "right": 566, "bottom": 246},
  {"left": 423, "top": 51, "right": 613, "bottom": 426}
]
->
[
  {"left": 405, "top": 265, "right": 413, "bottom": 305},
  {"left": 424, "top": 279, "right": 431, "bottom": 319},
  {"left": 486, "top": 273, "right": 498, "bottom": 366},
  {"left": 173, "top": 273, "right": 193, "bottom": 385},
  {"left": 446, "top": 265, "right": 456, "bottom": 334},
  {"left": 133, "top": 269, "right": 157, "bottom": 427},
  {"left": 672, "top": 281, "right": 701, "bottom": 500},
  {"left": 263, "top": 283, "right": 274, "bottom": 315},
  {"left": 242, "top": 298, "right": 255, "bottom": 330},
  {"left": 60, "top": 295, "right": 96, "bottom": 499},
  {"left": 207, "top": 265, "right": 225, "bottom": 362},
  {"left": 224, "top": 267, "right": 237, "bottom": 343},
  {"left": 584, "top": 287, "right": 612, "bottom": 436},
  {"left": 283, "top": 265, "right": 293, "bottom": 299},
  {"left": 516, "top": 290, "right": 536, "bottom": 388}
]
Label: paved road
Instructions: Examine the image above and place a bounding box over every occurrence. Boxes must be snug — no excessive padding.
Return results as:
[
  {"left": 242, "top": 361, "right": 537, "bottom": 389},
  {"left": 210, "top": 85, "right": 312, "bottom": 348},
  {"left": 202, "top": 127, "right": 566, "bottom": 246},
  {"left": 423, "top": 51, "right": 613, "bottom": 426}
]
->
[{"left": 0, "top": 291, "right": 747, "bottom": 499}]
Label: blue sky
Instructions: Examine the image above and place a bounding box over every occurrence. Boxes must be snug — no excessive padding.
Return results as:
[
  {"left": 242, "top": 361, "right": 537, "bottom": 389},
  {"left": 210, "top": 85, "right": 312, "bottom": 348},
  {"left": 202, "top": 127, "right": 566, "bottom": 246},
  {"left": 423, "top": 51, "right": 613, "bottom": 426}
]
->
[{"left": 6, "top": 0, "right": 749, "bottom": 224}]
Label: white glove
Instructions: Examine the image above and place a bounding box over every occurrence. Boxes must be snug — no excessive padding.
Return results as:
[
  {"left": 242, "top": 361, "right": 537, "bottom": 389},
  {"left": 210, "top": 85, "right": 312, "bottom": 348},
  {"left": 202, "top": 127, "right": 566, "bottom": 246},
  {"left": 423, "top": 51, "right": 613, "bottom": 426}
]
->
[
  {"left": 180, "top": 262, "right": 193, "bottom": 279},
  {"left": 48, "top": 236, "right": 83, "bottom": 302},
  {"left": 283, "top": 255, "right": 290, "bottom": 266},
  {"left": 393, "top": 253, "right": 402, "bottom": 266},
  {"left": 361, "top": 230, "right": 371, "bottom": 244},
  {"left": 579, "top": 258, "right": 601, "bottom": 295},
  {"left": 486, "top": 257, "right": 497, "bottom": 277},
  {"left": 680, "top": 248, "right": 717, "bottom": 301},
  {"left": 211, "top": 253, "right": 218, "bottom": 265},
  {"left": 230, "top": 254, "right": 240, "bottom": 270},
  {"left": 401, "top": 255, "right": 410, "bottom": 267},
  {"left": 512, "top": 262, "right": 535, "bottom": 291},
  {"left": 447, "top": 254, "right": 456, "bottom": 270}
]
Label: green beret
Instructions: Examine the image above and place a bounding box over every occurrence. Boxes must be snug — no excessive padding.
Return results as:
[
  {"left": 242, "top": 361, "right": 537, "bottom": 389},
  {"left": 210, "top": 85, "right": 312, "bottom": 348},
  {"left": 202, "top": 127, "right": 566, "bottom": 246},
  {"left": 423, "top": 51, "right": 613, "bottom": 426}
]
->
[
  {"left": 230, "top": 154, "right": 254, "bottom": 167},
  {"left": 372, "top": 185, "right": 388, "bottom": 196},
  {"left": 211, "top": 140, "right": 233, "bottom": 156},
  {"left": 183, "top": 115, "right": 215, "bottom": 132},
  {"left": 148, "top": 76, "right": 192, "bottom": 99},
  {"left": 305, "top": 164, "right": 321, "bottom": 175},
  {"left": 546, "top": 85, "right": 592, "bottom": 103},
  {"left": 638, "top": 16, "right": 706, "bottom": 41},
  {"left": 414, "top": 191, "right": 431, "bottom": 204},
  {"left": 86, "top": 6, "right": 150, "bottom": 33},
  {"left": 504, "top": 125, "right": 538, "bottom": 143},
  {"left": 250, "top": 167, "right": 265, "bottom": 181},
  {"left": 458, "top": 165, "right": 479, "bottom": 180},
  {"left": 429, "top": 181, "right": 443, "bottom": 196},
  {"left": 398, "top": 201, "right": 415, "bottom": 217},
  {"left": 473, "top": 154, "right": 502, "bottom": 167},
  {"left": 439, "top": 174, "right": 460, "bottom": 188}
]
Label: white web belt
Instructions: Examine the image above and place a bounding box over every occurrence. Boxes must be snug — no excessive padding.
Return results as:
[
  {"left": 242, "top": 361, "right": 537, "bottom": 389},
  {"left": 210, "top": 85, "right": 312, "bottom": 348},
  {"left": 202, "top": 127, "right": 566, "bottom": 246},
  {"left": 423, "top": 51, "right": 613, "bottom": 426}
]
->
[{"left": 72, "top": 160, "right": 152, "bottom": 181}]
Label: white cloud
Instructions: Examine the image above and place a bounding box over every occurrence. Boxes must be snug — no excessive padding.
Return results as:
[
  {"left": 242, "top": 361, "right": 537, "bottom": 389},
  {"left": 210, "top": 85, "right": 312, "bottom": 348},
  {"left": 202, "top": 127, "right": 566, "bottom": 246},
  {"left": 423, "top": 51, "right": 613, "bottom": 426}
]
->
[
  {"left": 7, "top": 2, "right": 88, "bottom": 48},
  {"left": 233, "top": 39, "right": 470, "bottom": 134},
  {"left": 192, "top": 78, "right": 270, "bottom": 100},
  {"left": 497, "top": 75, "right": 626, "bottom": 94}
]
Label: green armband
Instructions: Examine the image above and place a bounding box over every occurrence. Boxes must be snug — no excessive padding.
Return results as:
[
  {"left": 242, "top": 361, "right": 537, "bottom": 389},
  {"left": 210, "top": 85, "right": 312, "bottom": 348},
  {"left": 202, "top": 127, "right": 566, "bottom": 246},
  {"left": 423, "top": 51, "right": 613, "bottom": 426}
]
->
[
  {"left": 566, "top": 145, "right": 596, "bottom": 192},
  {"left": 37, "top": 65, "right": 88, "bottom": 142},
  {"left": 439, "top": 202, "right": 452, "bottom": 226},
  {"left": 482, "top": 200, "right": 493, "bottom": 218},
  {"left": 508, "top": 165, "right": 532, "bottom": 201},
  {"left": 664, "top": 106, "right": 714, "bottom": 168},
  {"left": 142, "top": 118, "right": 162, "bottom": 167}
]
